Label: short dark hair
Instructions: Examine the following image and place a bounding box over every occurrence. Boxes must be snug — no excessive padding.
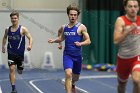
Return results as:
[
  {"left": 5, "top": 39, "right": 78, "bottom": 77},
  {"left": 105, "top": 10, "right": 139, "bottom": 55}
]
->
[
  {"left": 123, "top": 0, "right": 140, "bottom": 6},
  {"left": 67, "top": 4, "right": 80, "bottom": 15},
  {"left": 10, "top": 11, "right": 19, "bottom": 18}
]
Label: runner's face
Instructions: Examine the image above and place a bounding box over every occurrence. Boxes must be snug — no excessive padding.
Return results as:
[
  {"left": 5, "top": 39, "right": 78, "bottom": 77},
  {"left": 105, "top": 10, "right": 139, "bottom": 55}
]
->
[
  {"left": 11, "top": 15, "right": 19, "bottom": 26},
  {"left": 68, "top": 10, "right": 78, "bottom": 23},
  {"left": 125, "top": 1, "right": 139, "bottom": 17}
]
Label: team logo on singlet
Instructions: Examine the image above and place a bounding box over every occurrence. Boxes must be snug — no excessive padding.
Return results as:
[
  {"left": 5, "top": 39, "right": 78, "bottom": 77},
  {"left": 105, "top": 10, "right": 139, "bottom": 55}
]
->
[
  {"left": 130, "top": 26, "right": 140, "bottom": 35},
  {"left": 64, "top": 32, "right": 76, "bottom": 36},
  {"left": 8, "top": 35, "right": 21, "bottom": 40}
]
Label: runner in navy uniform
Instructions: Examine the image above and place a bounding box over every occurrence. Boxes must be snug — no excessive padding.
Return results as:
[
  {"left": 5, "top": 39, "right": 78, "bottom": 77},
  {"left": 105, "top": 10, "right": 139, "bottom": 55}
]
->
[{"left": 2, "top": 11, "right": 33, "bottom": 93}]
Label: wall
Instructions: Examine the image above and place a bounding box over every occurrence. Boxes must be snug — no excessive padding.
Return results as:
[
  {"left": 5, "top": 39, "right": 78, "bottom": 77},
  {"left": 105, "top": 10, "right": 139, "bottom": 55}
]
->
[
  {"left": 0, "top": 0, "right": 80, "bottom": 69},
  {"left": 0, "top": 0, "right": 79, "bottom": 10}
]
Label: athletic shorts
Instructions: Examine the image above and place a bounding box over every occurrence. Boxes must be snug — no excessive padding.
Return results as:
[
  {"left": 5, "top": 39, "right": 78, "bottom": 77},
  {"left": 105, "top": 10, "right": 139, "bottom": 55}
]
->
[
  {"left": 116, "top": 55, "right": 140, "bottom": 81},
  {"left": 63, "top": 51, "right": 82, "bottom": 74},
  {"left": 8, "top": 53, "right": 24, "bottom": 70}
]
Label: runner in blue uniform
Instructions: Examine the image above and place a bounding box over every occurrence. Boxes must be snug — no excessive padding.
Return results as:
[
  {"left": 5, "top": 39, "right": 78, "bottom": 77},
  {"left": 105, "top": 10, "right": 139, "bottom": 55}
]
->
[
  {"left": 48, "top": 5, "right": 91, "bottom": 93},
  {"left": 2, "top": 11, "right": 33, "bottom": 93}
]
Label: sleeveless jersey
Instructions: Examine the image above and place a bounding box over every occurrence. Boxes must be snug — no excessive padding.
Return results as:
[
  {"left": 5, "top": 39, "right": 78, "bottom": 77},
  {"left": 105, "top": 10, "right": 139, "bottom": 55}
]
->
[
  {"left": 7, "top": 25, "right": 25, "bottom": 56},
  {"left": 64, "top": 22, "right": 83, "bottom": 52},
  {"left": 118, "top": 16, "right": 140, "bottom": 58}
]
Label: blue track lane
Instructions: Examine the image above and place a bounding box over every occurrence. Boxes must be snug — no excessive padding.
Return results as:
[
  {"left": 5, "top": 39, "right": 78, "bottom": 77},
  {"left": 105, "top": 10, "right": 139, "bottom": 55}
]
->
[{"left": 0, "top": 69, "right": 133, "bottom": 93}]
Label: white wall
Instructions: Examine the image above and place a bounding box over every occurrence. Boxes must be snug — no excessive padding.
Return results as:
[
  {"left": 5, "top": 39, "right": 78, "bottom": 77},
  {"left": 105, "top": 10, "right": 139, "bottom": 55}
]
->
[
  {"left": 0, "top": 0, "right": 79, "bottom": 10},
  {"left": 13, "top": 0, "right": 78, "bottom": 10},
  {"left": 0, "top": 11, "right": 66, "bottom": 69},
  {"left": 0, "top": 0, "right": 81, "bottom": 68}
]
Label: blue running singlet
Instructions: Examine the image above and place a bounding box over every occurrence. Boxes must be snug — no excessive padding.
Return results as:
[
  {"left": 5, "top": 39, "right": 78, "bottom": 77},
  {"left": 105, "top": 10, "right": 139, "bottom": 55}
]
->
[
  {"left": 7, "top": 25, "right": 25, "bottom": 56},
  {"left": 63, "top": 22, "right": 83, "bottom": 74}
]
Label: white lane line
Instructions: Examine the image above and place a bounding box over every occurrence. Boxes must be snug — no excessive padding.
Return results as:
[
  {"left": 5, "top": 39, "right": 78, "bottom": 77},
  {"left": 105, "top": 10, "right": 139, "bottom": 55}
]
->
[
  {"left": 29, "top": 79, "right": 44, "bottom": 93},
  {"left": 0, "top": 78, "right": 48, "bottom": 93},
  {"left": 0, "top": 75, "right": 117, "bottom": 93},
  {"left": 29, "top": 78, "right": 52, "bottom": 93},
  {"left": 17, "top": 74, "right": 37, "bottom": 93},
  {"left": 61, "top": 75, "right": 117, "bottom": 93},
  {"left": 61, "top": 78, "right": 89, "bottom": 93},
  {"left": 80, "top": 75, "right": 117, "bottom": 79},
  {"left": 0, "top": 85, "right": 2, "bottom": 93}
]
